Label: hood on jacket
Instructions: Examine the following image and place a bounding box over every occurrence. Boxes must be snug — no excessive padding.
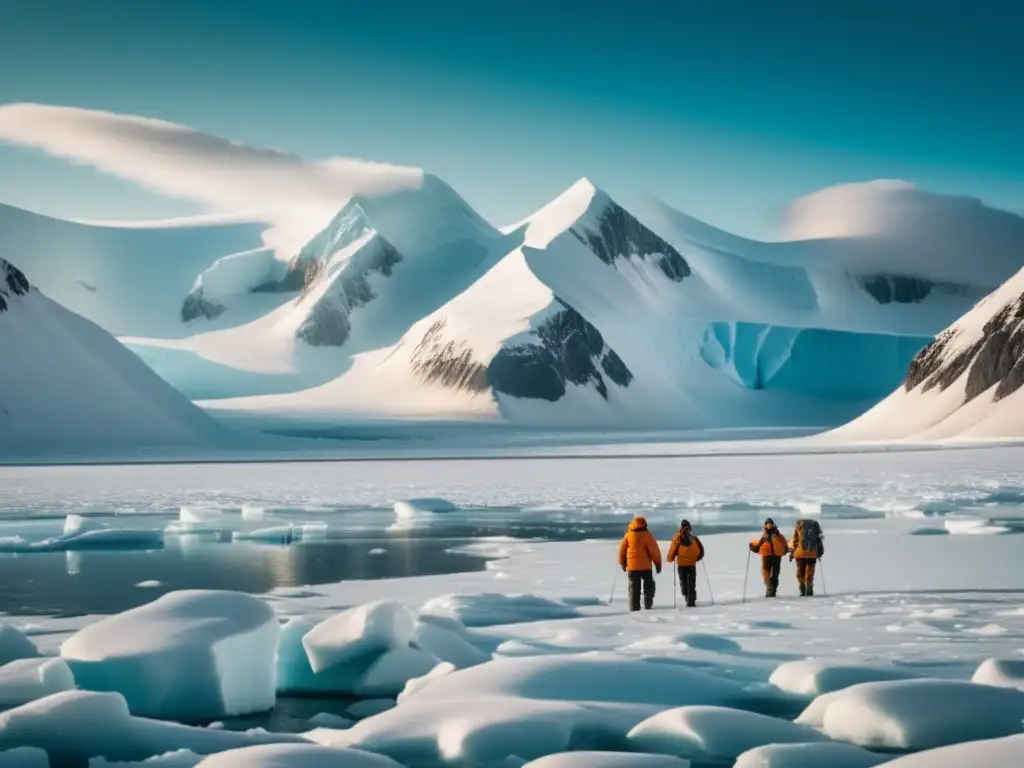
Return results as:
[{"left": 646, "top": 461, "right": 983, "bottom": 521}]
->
[{"left": 628, "top": 516, "right": 649, "bottom": 532}]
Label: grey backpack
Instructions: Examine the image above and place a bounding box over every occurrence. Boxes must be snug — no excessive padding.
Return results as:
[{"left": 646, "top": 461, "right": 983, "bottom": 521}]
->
[{"left": 797, "top": 518, "right": 823, "bottom": 556}]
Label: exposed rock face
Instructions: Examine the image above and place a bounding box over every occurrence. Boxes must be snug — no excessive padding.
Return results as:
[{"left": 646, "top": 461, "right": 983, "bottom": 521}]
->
[
  {"left": 572, "top": 200, "right": 690, "bottom": 282},
  {"left": 904, "top": 291, "right": 1024, "bottom": 404},
  {"left": 856, "top": 274, "right": 979, "bottom": 305},
  {"left": 488, "top": 301, "right": 633, "bottom": 401},
  {"left": 0, "top": 259, "right": 30, "bottom": 312},
  {"left": 180, "top": 287, "right": 225, "bottom": 322},
  {"left": 409, "top": 320, "right": 490, "bottom": 393},
  {"left": 295, "top": 235, "right": 402, "bottom": 348}
]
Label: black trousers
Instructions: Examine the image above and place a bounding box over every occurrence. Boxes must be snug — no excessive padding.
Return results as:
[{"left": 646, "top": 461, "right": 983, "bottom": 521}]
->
[
  {"left": 678, "top": 565, "right": 697, "bottom": 605},
  {"left": 627, "top": 569, "right": 656, "bottom": 611}
]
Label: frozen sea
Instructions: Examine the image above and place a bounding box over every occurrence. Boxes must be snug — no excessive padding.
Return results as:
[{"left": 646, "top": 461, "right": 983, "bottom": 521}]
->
[{"left": 0, "top": 443, "right": 1023, "bottom": 767}]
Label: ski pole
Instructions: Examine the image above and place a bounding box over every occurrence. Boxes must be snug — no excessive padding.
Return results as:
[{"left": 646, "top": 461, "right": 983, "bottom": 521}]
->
[
  {"left": 702, "top": 560, "right": 715, "bottom": 605},
  {"left": 609, "top": 572, "right": 619, "bottom": 605},
  {"left": 742, "top": 551, "right": 751, "bottom": 604},
  {"left": 819, "top": 559, "right": 827, "bottom": 596},
  {"left": 673, "top": 564, "right": 677, "bottom": 609}
]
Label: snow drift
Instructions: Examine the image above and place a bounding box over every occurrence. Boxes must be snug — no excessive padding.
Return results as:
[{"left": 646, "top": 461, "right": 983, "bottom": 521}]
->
[{"left": 0, "top": 258, "right": 228, "bottom": 457}]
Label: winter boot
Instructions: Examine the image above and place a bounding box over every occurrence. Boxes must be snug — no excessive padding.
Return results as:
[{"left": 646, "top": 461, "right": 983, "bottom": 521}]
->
[
  {"left": 799, "top": 584, "right": 807, "bottom": 596},
  {"left": 806, "top": 585, "right": 814, "bottom": 597}
]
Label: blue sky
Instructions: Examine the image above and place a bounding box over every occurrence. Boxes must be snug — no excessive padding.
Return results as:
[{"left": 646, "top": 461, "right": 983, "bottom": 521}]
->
[{"left": 1, "top": 0, "right": 1022, "bottom": 238}]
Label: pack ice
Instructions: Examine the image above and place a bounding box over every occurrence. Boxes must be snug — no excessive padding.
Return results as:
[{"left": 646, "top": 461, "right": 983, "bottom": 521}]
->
[
  {"left": 60, "top": 591, "right": 279, "bottom": 720},
  {"left": 279, "top": 600, "right": 482, "bottom": 696},
  {"left": 0, "top": 690, "right": 302, "bottom": 764}
]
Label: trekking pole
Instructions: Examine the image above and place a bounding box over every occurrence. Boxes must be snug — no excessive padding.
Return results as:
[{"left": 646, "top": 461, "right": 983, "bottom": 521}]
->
[
  {"left": 702, "top": 560, "right": 715, "bottom": 606},
  {"left": 609, "top": 572, "right": 619, "bottom": 605},
  {"left": 819, "top": 560, "right": 827, "bottom": 597},
  {"left": 742, "top": 551, "right": 751, "bottom": 604},
  {"left": 673, "top": 565, "right": 677, "bottom": 609}
]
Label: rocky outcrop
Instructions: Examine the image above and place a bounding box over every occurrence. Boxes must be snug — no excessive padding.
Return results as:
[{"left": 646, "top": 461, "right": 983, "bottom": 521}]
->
[
  {"left": 856, "top": 274, "right": 979, "bottom": 305},
  {"left": 488, "top": 301, "right": 633, "bottom": 401},
  {"left": 572, "top": 200, "right": 690, "bottom": 282},
  {"left": 905, "top": 291, "right": 1024, "bottom": 404},
  {"left": 409, "top": 319, "right": 490, "bottom": 393},
  {"left": 180, "top": 287, "right": 225, "bottom": 322},
  {"left": 0, "top": 259, "right": 30, "bottom": 313},
  {"left": 295, "top": 235, "right": 402, "bottom": 348}
]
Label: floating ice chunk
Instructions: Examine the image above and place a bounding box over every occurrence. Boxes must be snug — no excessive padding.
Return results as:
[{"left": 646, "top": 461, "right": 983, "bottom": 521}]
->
[
  {"left": 90, "top": 750, "right": 203, "bottom": 767},
  {"left": 345, "top": 699, "right": 396, "bottom": 720},
  {"left": 276, "top": 617, "right": 366, "bottom": 694},
  {"left": 397, "top": 662, "right": 456, "bottom": 703},
  {"left": 420, "top": 594, "right": 580, "bottom": 627},
  {"left": 628, "top": 706, "right": 828, "bottom": 763},
  {"left": 135, "top": 581, "right": 162, "bottom": 588},
  {"left": 0, "top": 527, "right": 165, "bottom": 554},
  {"left": 794, "top": 690, "right": 842, "bottom": 728},
  {"left": 240, "top": 505, "right": 266, "bottom": 520},
  {"left": 302, "top": 601, "right": 415, "bottom": 674},
  {"left": 943, "top": 517, "right": 1010, "bottom": 535},
  {"left": 973, "top": 658, "right": 1024, "bottom": 690},
  {"left": 368, "top": 549, "right": 387, "bottom": 556},
  {"left": 307, "top": 713, "right": 354, "bottom": 730},
  {"left": 733, "top": 742, "right": 886, "bottom": 768},
  {"left": 411, "top": 621, "right": 489, "bottom": 669},
  {"left": 298, "top": 522, "right": 328, "bottom": 539},
  {"left": 0, "top": 747, "right": 48, "bottom": 768},
  {"left": 193, "top": 744, "right": 404, "bottom": 768},
  {"left": 875, "top": 733, "right": 1024, "bottom": 767},
  {"left": 0, "top": 624, "right": 39, "bottom": 666},
  {"left": 520, "top": 752, "right": 690, "bottom": 767},
  {"left": 233, "top": 526, "right": 297, "bottom": 543},
  {"left": 355, "top": 648, "right": 440, "bottom": 698},
  {"left": 769, "top": 660, "right": 920, "bottom": 697},
  {"left": 0, "top": 691, "right": 301, "bottom": 764},
  {"left": 816, "top": 679, "right": 1024, "bottom": 750},
  {"left": 179, "top": 508, "right": 223, "bottom": 524},
  {"left": 64, "top": 514, "right": 105, "bottom": 535},
  {"left": 0, "top": 659, "right": 75, "bottom": 709},
  {"left": 393, "top": 499, "right": 458, "bottom": 518},
  {"left": 61, "top": 590, "right": 279, "bottom": 720}
]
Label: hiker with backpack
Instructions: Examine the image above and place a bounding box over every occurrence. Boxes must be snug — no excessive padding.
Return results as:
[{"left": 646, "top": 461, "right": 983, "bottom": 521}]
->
[
  {"left": 618, "top": 516, "right": 662, "bottom": 611},
  {"left": 667, "top": 519, "right": 704, "bottom": 607},
  {"left": 789, "top": 519, "right": 825, "bottom": 596},
  {"left": 749, "top": 518, "right": 788, "bottom": 598}
]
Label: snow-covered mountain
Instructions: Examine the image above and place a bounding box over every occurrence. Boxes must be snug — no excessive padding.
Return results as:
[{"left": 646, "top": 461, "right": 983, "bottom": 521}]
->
[
  {"left": 828, "top": 265, "right": 1024, "bottom": 441},
  {"left": 0, "top": 257, "right": 228, "bottom": 456},
  {"left": 201, "top": 178, "right": 1020, "bottom": 428},
  {"left": 6, "top": 175, "right": 1023, "bottom": 430},
  {"left": 0, "top": 203, "right": 266, "bottom": 338}
]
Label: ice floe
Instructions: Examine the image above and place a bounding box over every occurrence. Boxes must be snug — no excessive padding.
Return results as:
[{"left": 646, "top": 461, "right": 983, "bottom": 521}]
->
[
  {"left": 733, "top": 742, "right": 885, "bottom": 767},
  {"left": 971, "top": 657, "right": 1024, "bottom": 691},
  {"left": 813, "top": 679, "right": 1024, "bottom": 750},
  {"left": 0, "top": 659, "right": 75, "bottom": 710},
  {"left": 627, "top": 706, "right": 828, "bottom": 763},
  {"left": 60, "top": 591, "right": 279, "bottom": 720}
]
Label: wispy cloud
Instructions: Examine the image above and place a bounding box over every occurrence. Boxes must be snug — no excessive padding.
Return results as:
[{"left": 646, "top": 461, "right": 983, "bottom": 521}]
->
[{"left": 0, "top": 103, "right": 423, "bottom": 224}]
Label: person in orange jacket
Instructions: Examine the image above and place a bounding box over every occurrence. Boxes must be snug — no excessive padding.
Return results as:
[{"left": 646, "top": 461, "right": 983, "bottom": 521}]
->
[
  {"left": 618, "top": 516, "right": 662, "bottom": 611},
  {"left": 749, "top": 517, "right": 788, "bottom": 598},
  {"left": 667, "top": 519, "right": 704, "bottom": 608},
  {"left": 789, "top": 519, "right": 825, "bottom": 596}
]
